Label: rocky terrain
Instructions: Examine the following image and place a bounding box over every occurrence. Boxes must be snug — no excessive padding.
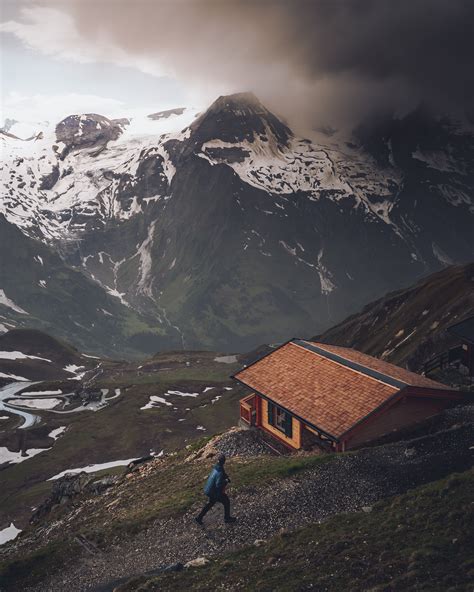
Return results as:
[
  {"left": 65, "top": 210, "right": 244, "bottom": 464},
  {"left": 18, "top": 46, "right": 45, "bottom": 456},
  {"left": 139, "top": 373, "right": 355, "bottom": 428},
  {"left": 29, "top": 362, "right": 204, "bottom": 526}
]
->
[
  {"left": 0, "top": 404, "right": 472, "bottom": 591},
  {"left": 55, "top": 114, "right": 128, "bottom": 159},
  {"left": 1, "top": 93, "right": 473, "bottom": 355}
]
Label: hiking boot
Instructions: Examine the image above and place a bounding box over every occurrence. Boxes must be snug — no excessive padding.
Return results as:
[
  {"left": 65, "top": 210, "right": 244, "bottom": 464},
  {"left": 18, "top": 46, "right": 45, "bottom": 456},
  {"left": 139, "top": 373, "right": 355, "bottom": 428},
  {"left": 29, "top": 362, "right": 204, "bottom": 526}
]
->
[
  {"left": 195, "top": 516, "right": 203, "bottom": 525},
  {"left": 224, "top": 517, "right": 237, "bottom": 523}
]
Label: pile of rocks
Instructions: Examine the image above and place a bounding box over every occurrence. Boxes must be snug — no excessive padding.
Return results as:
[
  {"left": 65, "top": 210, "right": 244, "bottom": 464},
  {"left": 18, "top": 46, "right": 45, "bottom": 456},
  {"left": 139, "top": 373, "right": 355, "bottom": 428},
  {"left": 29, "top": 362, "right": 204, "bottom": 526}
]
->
[
  {"left": 188, "top": 427, "right": 275, "bottom": 461},
  {"left": 124, "top": 455, "right": 166, "bottom": 479},
  {"left": 30, "top": 472, "right": 120, "bottom": 523}
]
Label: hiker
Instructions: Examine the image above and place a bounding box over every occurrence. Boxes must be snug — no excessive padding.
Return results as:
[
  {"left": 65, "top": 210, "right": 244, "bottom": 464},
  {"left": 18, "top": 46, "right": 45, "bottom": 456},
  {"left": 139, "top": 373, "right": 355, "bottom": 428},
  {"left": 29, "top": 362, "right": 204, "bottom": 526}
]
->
[{"left": 195, "top": 453, "right": 236, "bottom": 524}]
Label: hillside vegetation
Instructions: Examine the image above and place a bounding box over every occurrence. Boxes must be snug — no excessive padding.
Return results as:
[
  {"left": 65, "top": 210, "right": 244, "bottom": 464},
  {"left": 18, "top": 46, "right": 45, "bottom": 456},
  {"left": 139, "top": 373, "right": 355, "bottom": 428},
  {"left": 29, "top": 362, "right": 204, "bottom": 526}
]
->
[
  {"left": 0, "top": 343, "right": 243, "bottom": 529},
  {"left": 120, "top": 469, "right": 474, "bottom": 592},
  {"left": 0, "top": 404, "right": 472, "bottom": 592}
]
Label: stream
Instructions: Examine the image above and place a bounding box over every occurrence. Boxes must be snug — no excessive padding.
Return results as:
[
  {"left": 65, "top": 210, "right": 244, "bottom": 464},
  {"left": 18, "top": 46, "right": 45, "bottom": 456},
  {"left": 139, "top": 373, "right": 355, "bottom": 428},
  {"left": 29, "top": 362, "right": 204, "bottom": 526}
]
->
[
  {"left": 0, "top": 382, "right": 122, "bottom": 428},
  {"left": 0, "top": 382, "right": 40, "bottom": 429}
]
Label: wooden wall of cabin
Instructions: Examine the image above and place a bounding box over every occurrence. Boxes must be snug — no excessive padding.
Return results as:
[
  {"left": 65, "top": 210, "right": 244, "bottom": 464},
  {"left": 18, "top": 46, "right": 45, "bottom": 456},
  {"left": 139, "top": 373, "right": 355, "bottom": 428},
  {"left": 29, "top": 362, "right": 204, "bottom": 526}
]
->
[
  {"left": 302, "top": 425, "right": 334, "bottom": 451},
  {"left": 342, "top": 395, "right": 456, "bottom": 449},
  {"left": 260, "top": 398, "right": 301, "bottom": 449}
]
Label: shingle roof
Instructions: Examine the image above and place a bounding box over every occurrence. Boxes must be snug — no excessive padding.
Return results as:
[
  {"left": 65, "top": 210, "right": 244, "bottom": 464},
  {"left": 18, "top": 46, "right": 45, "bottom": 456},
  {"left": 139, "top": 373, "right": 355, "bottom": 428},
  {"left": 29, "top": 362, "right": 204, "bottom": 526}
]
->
[{"left": 234, "top": 339, "right": 454, "bottom": 439}]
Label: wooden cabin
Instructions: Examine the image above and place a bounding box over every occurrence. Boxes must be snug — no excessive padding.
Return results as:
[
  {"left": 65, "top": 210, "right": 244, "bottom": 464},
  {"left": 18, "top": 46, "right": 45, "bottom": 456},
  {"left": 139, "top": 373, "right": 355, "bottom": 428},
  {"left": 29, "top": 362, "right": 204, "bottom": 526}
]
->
[{"left": 233, "top": 339, "right": 466, "bottom": 452}]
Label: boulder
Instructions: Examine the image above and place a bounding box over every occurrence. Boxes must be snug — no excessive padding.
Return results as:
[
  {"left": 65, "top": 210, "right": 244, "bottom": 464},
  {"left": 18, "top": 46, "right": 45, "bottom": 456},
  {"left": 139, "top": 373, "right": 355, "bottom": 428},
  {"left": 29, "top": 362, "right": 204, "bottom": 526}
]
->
[
  {"left": 30, "top": 471, "right": 120, "bottom": 523},
  {"left": 184, "top": 557, "right": 210, "bottom": 568}
]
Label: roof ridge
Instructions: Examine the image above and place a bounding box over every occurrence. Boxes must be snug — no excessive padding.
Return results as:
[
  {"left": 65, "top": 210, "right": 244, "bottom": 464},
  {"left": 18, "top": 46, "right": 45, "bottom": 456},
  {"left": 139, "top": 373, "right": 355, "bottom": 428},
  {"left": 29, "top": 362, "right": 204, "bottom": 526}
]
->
[{"left": 292, "top": 339, "right": 407, "bottom": 390}]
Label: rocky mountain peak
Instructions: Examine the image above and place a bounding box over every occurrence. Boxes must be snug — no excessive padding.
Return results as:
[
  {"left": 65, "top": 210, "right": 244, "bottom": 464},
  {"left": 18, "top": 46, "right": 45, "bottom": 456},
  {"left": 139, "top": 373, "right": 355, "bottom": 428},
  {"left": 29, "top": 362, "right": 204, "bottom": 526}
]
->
[
  {"left": 147, "top": 107, "right": 186, "bottom": 121},
  {"left": 1, "top": 92, "right": 473, "bottom": 356},
  {"left": 55, "top": 113, "right": 129, "bottom": 158},
  {"left": 208, "top": 91, "right": 266, "bottom": 114},
  {"left": 186, "top": 91, "right": 293, "bottom": 151}
]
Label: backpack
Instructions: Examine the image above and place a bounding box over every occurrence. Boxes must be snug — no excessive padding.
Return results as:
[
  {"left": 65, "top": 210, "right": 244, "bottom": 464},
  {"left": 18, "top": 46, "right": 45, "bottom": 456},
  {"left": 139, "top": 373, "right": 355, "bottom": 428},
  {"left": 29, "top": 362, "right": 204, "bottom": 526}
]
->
[{"left": 204, "top": 465, "right": 223, "bottom": 496}]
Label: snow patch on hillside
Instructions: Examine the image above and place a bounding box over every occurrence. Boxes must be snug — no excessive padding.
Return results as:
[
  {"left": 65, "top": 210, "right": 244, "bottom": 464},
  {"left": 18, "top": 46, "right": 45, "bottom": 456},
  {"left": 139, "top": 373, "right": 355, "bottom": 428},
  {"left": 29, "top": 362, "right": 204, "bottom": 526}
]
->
[
  {"left": 214, "top": 355, "right": 238, "bottom": 363},
  {"left": 7, "top": 397, "right": 62, "bottom": 410},
  {"left": 0, "top": 290, "right": 28, "bottom": 315},
  {"left": 0, "top": 372, "right": 29, "bottom": 381},
  {"left": 165, "top": 389, "right": 200, "bottom": 397},
  {"left": 141, "top": 395, "right": 172, "bottom": 409},
  {"left": 0, "top": 523, "right": 21, "bottom": 546},
  {"left": 19, "top": 389, "right": 62, "bottom": 396},
  {"left": 0, "top": 445, "right": 50, "bottom": 466},
  {"left": 48, "top": 457, "right": 140, "bottom": 480},
  {"left": 0, "top": 351, "right": 51, "bottom": 362},
  {"left": 136, "top": 221, "right": 156, "bottom": 296}
]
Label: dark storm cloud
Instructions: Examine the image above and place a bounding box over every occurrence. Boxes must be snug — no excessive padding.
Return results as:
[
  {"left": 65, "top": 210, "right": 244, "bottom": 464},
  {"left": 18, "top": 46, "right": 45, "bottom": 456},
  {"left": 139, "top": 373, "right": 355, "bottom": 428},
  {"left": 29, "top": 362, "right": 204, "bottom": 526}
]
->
[{"left": 56, "top": 0, "right": 474, "bottom": 127}]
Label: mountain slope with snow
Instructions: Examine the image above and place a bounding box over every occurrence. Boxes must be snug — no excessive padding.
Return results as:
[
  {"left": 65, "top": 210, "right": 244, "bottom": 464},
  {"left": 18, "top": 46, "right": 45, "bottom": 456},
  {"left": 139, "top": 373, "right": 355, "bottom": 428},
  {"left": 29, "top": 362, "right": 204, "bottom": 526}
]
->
[
  {"left": 0, "top": 215, "right": 178, "bottom": 357},
  {"left": 1, "top": 94, "right": 473, "bottom": 353}
]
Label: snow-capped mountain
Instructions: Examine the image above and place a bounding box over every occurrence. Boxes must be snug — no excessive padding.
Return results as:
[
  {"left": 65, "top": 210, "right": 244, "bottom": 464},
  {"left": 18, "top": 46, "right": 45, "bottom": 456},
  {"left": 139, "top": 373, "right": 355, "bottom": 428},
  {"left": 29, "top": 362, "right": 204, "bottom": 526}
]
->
[{"left": 1, "top": 93, "right": 473, "bottom": 354}]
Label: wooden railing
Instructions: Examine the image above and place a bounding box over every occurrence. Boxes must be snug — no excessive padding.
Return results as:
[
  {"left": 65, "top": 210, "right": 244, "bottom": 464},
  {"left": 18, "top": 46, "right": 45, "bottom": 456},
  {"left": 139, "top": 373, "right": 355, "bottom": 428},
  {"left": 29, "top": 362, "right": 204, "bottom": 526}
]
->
[
  {"left": 423, "top": 345, "right": 464, "bottom": 376},
  {"left": 240, "top": 394, "right": 256, "bottom": 426}
]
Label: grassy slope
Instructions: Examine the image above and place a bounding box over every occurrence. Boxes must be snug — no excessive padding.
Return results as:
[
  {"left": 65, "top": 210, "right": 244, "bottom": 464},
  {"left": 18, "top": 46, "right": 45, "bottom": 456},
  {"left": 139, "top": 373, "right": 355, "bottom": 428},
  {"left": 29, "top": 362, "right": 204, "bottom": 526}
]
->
[
  {"left": 314, "top": 262, "right": 474, "bottom": 371},
  {"left": 1, "top": 416, "right": 472, "bottom": 591},
  {"left": 0, "top": 452, "right": 335, "bottom": 590},
  {"left": 0, "top": 352, "right": 242, "bottom": 528},
  {"left": 0, "top": 329, "right": 90, "bottom": 383},
  {"left": 121, "top": 469, "right": 474, "bottom": 592}
]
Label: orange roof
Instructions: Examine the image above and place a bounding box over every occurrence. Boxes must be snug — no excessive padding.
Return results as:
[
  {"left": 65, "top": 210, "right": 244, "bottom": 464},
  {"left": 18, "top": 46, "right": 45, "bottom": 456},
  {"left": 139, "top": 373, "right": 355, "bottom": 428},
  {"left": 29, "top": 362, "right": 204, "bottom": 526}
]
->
[{"left": 234, "top": 339, "right": 454, "bottom": 439}]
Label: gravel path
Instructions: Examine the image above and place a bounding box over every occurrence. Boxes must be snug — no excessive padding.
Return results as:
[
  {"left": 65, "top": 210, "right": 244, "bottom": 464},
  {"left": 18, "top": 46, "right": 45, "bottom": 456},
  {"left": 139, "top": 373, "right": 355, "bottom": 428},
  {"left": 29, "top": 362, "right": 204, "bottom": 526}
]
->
[{"left": 26, "top": 413, "right": 473, "bottom": 592}]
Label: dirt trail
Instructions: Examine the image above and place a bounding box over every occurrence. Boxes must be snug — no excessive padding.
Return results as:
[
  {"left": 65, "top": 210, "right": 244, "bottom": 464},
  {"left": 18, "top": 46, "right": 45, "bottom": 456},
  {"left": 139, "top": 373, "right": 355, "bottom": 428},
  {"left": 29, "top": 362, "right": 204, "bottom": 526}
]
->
[{"left": 26, "top": 407, "right": 473, "bottom": 592}]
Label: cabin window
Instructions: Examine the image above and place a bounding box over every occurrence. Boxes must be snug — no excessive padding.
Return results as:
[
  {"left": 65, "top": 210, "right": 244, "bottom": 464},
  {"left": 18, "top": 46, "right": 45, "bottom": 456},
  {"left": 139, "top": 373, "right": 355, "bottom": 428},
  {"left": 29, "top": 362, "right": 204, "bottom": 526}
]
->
[{"left": 267, "top": 401, "right": 293, "bottom": 438}]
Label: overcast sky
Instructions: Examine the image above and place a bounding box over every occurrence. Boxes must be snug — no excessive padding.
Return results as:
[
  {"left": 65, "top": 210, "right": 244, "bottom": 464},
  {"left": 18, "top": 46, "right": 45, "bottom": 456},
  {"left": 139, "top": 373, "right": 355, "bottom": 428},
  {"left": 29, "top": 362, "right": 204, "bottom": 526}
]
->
[
  {"left": 1, "top": 0, "right": 473, "bottom": 129},
  {"left": 0, "top": 1, "right": 192, "bottom": 123}
]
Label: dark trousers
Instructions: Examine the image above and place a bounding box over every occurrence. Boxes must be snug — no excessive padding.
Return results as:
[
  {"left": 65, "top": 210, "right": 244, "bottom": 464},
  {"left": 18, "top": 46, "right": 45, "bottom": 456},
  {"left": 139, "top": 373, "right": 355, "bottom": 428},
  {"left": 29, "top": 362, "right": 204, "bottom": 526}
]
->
[{"left": 197, "top": 492, "right": 231, "bottom": 521}]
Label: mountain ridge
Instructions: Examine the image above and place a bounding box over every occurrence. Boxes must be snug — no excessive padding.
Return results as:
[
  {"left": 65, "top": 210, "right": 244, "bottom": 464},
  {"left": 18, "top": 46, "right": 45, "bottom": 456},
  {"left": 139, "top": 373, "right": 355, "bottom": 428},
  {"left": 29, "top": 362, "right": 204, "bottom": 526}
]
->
[{"left": 1, "top": 93, "right": 473, "bottom": 354}]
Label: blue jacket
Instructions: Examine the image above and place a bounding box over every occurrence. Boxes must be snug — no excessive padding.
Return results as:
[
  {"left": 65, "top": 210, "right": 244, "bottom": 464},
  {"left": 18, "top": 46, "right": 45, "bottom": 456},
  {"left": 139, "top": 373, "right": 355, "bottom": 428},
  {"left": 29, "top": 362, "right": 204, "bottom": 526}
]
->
[{"left": 204, "top": 463, "right": 227, "bottom": 497}]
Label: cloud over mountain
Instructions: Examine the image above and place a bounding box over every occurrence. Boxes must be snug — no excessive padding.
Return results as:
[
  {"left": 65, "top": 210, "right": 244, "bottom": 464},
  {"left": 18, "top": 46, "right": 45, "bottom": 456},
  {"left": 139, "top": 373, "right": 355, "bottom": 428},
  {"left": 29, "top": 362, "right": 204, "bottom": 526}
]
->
[{"left": 3, "top": 0, "right": 474, "bottom": 128}]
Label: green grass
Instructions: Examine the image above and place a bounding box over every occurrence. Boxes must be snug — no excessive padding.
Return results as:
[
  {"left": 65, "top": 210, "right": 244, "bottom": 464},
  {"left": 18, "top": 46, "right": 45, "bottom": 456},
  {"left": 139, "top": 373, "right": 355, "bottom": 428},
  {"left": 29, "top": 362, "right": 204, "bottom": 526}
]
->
[
  {"left": 229, "top": 453, "right": 335, "bottom": 489},
  {"left": 0, "top": 540, "right": 80, "bottom": 591},
  {"left": 86, "top": 450, "right": 336, "bottom": 543},
  {"left": 0, "top": 372, "right": 243, "bottom": 530},
  {"left": 105, "top": 365, "right": 237, "bottom": 385},
  {"left": 0, "top": 448, "right": 337, "bottom": 591},
  {"left": 118, "top": 468, "right": 474, "bottom": 592}
]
